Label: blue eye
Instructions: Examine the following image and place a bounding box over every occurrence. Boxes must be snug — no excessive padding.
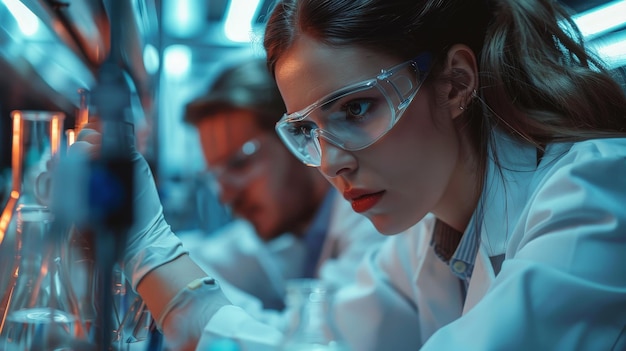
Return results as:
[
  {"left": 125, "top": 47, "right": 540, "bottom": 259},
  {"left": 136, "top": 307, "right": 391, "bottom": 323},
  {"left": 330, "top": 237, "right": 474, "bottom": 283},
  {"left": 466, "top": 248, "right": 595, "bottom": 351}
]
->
[
  {"left": 344, "top": 100, "right": 373, "bottom": 121},
  {"left": 288, "top": 121, "right": 316, "bottom": 137}
]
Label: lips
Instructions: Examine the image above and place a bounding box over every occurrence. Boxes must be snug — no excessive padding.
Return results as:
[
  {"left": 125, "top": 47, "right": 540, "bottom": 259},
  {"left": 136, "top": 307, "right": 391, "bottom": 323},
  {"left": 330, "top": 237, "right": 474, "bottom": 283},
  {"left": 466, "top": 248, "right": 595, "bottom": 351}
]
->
[{"left": 345, "top": 190, "right": 385, "bottom": 213}]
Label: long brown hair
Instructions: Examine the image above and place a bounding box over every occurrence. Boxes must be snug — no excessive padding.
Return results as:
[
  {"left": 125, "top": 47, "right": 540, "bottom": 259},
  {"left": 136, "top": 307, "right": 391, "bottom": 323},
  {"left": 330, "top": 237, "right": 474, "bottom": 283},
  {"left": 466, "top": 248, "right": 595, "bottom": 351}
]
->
[{"left": 263, "top": 0, "right": 626, "bottom": 160}]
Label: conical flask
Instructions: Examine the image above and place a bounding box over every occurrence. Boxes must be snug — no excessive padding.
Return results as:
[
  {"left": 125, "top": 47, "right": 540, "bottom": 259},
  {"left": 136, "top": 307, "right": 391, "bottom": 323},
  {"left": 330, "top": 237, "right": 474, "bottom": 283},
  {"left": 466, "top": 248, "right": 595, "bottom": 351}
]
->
[
  {"left": 63, "top": 224, "right": 99, "bottom": 345},
  {"left": 0, "top": 110, "right": 65, "bottom": 323},
  {"left": 280, "top": 279, "right": 351, "bottom": 351},
  {"left": 0, "top": 204, "right": 85, "bottom": 350}
]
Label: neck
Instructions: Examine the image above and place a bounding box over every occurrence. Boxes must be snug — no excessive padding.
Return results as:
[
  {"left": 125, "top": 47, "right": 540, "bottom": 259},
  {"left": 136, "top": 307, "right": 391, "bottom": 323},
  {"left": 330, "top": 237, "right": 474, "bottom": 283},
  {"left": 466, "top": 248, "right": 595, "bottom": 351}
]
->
[
  {"left": 292, "top": 172, "right": 332, "bottom": 237},
  {"left": 432, "top": 134, "right": 482, "bottom": 233}
]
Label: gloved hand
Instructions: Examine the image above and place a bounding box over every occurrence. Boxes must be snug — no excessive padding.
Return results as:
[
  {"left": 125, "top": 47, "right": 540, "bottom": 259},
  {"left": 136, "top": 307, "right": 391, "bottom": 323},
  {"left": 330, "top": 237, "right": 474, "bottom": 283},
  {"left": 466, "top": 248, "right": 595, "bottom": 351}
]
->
[
  {"left": 57, "top": 124, "right": 268, "bottom": 351},
  {"left": 60, "top": 124, "right": 187, "bottom": 291}
]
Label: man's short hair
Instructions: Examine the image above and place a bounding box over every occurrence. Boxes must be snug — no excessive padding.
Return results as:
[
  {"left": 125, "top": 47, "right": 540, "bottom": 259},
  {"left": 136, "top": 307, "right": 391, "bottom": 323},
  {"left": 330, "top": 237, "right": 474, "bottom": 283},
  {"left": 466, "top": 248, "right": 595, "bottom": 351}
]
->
[{"left": 184, "top": 58, "right": 286, "bottom": 131}]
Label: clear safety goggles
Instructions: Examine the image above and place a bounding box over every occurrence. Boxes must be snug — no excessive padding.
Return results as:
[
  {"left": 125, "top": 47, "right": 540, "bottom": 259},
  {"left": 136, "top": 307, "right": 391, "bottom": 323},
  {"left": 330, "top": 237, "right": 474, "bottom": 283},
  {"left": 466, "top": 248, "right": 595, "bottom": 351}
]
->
[
  {"left": 206, "top": 138, "right": 262, "bottom": 187},
  {"left": 275, "top": 53, "right": 431, "bottom": 167}
]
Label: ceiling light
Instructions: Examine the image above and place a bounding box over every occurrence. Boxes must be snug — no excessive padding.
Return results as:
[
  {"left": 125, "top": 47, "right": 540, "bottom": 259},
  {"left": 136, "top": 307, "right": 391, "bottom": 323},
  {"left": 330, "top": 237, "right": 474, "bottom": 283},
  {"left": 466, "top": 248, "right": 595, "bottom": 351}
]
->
[
  {"left": 572, "top": 0, "right": 626, "bottom": 40},
  {"left": 224, "top": 0, "right": 261, "bottom": 42},
  {"left": 2, "top": 0, "right": 40, "bottom": 37}
]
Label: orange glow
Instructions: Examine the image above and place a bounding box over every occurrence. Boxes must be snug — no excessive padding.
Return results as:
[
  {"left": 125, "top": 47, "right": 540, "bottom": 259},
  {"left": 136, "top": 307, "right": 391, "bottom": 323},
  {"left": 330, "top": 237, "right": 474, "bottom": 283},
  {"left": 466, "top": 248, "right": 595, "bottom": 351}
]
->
[
  {"left": 40, "top": 262, "right": 49, "bottom": 276},
  {"left": 1, "top": 112, "right": 24, "bottom": 245},
  {"left": 11, "top": 112, "right": 22, "bottom": 192},
  {"left": 51, "top": 114, "right": 60, "bottom": 155},
  {"left": 0, "top": 196, "right": 17, "bottom": 244},
  {"left": 76, "top": 90, "right": 89, "bottom": 135}
]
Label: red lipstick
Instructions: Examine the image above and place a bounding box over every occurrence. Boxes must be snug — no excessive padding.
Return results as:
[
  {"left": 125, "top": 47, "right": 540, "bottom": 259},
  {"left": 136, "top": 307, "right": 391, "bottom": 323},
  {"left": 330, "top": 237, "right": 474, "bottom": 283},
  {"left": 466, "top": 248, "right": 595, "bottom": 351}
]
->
[{"left": 344, "top": 190, "right": 384, "bottom": 213}]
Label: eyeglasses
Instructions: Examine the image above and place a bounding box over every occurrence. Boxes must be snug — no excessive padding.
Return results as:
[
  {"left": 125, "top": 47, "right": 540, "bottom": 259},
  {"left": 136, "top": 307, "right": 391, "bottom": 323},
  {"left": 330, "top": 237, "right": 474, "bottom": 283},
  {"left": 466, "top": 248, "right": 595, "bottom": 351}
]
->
[
  {"left": 275, "top": 53, "right": 432, "bottom": 167},
  {"left": 206, "top": 138, "right": 262, "bottom": 186}
]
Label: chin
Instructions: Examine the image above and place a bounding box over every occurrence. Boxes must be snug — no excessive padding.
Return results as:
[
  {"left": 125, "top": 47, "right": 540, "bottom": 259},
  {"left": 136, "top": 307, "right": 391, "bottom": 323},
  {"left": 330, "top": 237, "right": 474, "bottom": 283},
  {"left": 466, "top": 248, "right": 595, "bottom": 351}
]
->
[
  {"left": 256, "top": 230, "right": 275, "bottom": 242},
  {"left": 369, "top": 215, "right": 411, "bottom": 236},
  {"left": 255, "top": 225, "right": 283, "bottom": 242}
]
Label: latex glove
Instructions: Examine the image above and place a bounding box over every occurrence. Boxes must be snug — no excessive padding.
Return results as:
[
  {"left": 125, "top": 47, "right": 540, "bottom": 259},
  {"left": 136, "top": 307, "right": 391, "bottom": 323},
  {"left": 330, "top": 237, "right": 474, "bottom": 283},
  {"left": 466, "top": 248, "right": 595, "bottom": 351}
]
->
[{"left": 60, "top": 125, "right": 187, "bottom": 291}]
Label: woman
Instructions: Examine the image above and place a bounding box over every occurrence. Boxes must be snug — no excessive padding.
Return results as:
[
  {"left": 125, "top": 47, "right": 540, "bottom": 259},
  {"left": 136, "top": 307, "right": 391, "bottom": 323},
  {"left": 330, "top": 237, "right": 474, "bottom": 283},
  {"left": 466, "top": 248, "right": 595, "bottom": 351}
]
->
[
  {"left": 70, "top": 0, "right": 626, "bottom": 350},
  {"left": 261, "top": 0, "right": 626, "bottom": 349}
]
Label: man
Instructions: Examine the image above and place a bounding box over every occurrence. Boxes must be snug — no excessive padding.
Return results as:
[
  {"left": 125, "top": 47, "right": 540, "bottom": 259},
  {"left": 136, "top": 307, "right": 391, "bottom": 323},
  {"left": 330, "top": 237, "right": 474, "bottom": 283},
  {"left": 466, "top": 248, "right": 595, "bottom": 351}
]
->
[{"left": 180, "top": 58, "right": 387, "bottom": 311}]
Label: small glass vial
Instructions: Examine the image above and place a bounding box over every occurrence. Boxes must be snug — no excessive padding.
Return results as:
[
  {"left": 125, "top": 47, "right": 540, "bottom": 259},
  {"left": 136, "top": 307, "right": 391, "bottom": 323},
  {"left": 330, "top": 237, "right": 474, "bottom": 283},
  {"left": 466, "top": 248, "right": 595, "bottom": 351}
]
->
[{"left": 280, "top": 279, "right": 350, "bottom": 351}]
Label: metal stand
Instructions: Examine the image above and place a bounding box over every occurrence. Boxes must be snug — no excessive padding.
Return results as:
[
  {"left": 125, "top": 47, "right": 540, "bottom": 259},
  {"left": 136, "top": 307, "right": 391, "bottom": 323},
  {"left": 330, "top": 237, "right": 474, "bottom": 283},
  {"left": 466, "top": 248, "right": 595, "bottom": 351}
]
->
[{"left": 89, "top": 2, "right": 136, "bottom": 349}]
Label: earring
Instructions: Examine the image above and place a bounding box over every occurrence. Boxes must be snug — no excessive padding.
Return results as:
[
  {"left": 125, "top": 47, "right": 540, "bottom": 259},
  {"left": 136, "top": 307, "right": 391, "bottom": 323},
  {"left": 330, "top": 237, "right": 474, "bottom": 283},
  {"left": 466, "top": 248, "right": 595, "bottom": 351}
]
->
[{"left": 460, "top": 89, "right": 478, "bottom": 110}]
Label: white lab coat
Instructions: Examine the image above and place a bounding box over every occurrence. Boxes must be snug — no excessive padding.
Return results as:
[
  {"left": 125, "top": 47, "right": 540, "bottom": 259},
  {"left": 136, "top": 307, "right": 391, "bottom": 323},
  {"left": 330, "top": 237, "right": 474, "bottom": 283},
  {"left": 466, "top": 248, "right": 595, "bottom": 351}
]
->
[
  {"left": 180, "top": 190, "right": 389, "bottom": 325},
  {"left": 190, "top": 131, "right": 626, "bottom": 351}
]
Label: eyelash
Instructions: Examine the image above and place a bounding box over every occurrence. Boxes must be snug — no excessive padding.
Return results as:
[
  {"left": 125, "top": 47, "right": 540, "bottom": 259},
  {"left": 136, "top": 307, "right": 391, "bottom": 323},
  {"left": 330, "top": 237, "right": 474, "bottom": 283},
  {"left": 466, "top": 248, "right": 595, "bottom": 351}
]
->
[
  {"left": 288, "top": 121, "right": 316, "bottom": 136},
  {"left": 342, "top": 99, "right": 374, "bottom": 121},
  {"left": 286, "top": 94, "right": 380, "bottom": 137}
]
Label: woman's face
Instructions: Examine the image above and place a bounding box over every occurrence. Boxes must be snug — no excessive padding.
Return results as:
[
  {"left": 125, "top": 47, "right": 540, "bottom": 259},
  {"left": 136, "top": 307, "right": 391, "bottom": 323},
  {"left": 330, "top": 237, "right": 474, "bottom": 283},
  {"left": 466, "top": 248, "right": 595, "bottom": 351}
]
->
[{"left": 275, "top": 36, "right": 465, "bottom": 234}]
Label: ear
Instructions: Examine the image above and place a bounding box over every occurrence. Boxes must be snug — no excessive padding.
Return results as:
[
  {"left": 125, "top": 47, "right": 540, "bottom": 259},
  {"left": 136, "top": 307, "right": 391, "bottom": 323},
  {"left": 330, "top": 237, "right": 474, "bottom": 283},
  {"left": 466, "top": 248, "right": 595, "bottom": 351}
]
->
[{"left": 442, "top": 44, "right": 479, "bottom": 119}]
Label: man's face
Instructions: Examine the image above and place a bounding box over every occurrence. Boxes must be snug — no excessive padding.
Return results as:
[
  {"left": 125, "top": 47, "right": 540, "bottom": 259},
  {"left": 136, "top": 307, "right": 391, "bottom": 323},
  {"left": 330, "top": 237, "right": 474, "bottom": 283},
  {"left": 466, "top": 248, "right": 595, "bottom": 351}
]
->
[{"left": 195, "top": 109, "right": 325, "bottom": 241}]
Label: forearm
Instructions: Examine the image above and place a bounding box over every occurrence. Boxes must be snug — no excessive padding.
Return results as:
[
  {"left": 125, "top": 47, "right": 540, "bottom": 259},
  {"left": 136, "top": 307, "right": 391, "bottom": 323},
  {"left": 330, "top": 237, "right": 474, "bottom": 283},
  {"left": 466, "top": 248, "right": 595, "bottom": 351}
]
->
[
  {"left": 136, "top": 253, "right": 208, "bottom": 322},
  {"left": 137, "top": 254, "right": 235, "bottom": 350}
]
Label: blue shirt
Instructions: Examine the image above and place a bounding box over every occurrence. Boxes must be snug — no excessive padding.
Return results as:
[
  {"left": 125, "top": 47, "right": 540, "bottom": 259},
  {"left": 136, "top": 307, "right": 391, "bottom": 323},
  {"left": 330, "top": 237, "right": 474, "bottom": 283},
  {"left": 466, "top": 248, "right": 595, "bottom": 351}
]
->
[{"left": 301, "top": 189, "right": 336, "bottom": 278}]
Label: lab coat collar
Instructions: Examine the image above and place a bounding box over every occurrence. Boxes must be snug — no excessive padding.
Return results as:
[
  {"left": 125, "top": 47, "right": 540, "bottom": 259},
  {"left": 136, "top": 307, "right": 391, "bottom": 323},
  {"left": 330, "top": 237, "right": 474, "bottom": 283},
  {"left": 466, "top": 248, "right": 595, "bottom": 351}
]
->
[
  {"left": 448, "top": 129, "right": 538, "bottom": 280},
  {"left": 479, "top": 129, "right": 539, "bottom": 257}
]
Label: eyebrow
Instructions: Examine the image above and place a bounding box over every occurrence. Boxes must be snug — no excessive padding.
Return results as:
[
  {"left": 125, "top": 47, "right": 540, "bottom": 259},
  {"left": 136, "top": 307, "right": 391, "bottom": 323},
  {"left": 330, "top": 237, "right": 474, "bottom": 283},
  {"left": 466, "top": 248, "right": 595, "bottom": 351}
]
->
[
  {"left": 210, "top": 138, "right": 260, "bottom": 169},
  {"left": 318, "top": 91, "right": 347, "bottom": 112}
]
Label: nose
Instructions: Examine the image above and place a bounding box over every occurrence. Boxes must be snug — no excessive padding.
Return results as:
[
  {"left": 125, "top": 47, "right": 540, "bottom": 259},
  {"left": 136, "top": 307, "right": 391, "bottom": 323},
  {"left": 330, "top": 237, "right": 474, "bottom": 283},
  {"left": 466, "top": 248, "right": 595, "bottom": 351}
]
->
[
  {"left": 213, "top": 176, "right": 243, "bottom": 205},
  {"left": 317, "top": 139, "right": 357, "bottom": 178}
]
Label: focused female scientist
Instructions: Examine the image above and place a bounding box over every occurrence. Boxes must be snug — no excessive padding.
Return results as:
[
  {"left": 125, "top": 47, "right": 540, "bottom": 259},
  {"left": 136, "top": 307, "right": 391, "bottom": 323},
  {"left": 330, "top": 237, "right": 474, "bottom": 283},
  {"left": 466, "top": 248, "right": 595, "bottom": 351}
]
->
[{"left": 71, "top": 0, "right": 626, "bottom": 349}]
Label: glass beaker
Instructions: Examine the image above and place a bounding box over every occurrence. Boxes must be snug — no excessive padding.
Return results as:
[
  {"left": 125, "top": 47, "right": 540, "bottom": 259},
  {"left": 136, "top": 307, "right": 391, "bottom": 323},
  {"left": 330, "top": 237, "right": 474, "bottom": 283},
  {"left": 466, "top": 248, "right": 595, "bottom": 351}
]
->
[
  {"left": 0, "top": 110, "right": 66, "bottom": 333},
  {"left": 280, "top": 279, "right": 350, "bottom": 351},
  {"left": 0, "top": 204, "right": 86, "bottom": 350},
  {"left": 111, "top": 266, "right": 154, "bottom": 351}
]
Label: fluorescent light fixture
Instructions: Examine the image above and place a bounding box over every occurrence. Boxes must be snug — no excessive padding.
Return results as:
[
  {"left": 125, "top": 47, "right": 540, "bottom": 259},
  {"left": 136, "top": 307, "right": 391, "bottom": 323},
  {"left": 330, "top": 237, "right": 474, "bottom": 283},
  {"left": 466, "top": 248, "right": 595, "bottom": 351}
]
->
[
  {"left": 164, "top": 45, "right": 192, "bottom": 78},
  {"left": 588, "top": 31, "right": 626, "bottom": 69},
  {"left": 572, "top": 0, "right": 626, "bottom": 39},
  {"left": 2, "top": 0, "right": 40, "bottom": 36},
  {"left": 597, "top": 40, "right": 626, "bottom": 68},
  {"left": 143, "top": 43, "right": 160, "bottom": 75},
  {"left": 163, "top": 0, "right": 204, "bottom": 37},
  {"left": 224, "top": 0, "right": 261, "bottom": 42}
]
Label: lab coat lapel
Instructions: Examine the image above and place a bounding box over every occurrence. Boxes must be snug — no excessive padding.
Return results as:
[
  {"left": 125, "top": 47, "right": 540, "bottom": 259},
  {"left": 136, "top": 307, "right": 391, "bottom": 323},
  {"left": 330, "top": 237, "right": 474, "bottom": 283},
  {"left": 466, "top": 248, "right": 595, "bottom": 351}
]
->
[
  {"left": 463, "top": 130, "right": 538, "bottom": 314},
  {"left": 414, "top": 225, "right": 464, "bottom": 340}
]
